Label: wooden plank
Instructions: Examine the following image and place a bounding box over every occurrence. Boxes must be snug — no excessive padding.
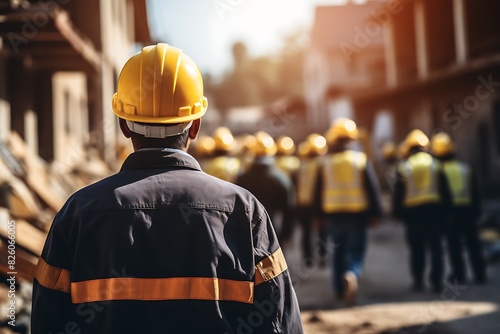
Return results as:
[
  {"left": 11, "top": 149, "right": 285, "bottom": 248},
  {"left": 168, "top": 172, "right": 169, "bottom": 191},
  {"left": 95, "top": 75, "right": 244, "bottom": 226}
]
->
[
  {"left": 0, "top": 210, "right": 46, "bottom": 257},
  {"left": 4, "top": 178, "right": 41, "bottom": 220},
  {"left": 0, "top": 243, "right": 38, "bottom": 282},
  {"left": 7, "top": 132, "right": 66, "bottom": 212}
]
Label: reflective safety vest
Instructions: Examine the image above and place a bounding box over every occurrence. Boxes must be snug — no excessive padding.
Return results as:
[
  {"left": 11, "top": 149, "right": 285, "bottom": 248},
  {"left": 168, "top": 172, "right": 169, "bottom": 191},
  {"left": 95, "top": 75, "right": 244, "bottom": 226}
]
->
[
  {"left": 276, "top": 155, "right": 300, "bottom": 177},
  {"left": 205, "top": 156, "right": 241, "bottom": 183},
  {"left": 297, "top": 158, "right": 318, "bottom": 206},
  {"left": 443, "top": 160, "right": 472, "bottom": 207},
  {"left": 321, "top": 150, "right": 368, "bottom": 213},
  {"left": 400, "top": 151, "right": 442, "bottom": 208}
]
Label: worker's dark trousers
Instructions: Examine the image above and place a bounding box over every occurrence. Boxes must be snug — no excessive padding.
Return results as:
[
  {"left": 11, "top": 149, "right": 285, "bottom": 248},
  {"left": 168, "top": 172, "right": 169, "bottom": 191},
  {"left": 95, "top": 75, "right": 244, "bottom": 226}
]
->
[
  {"left": 446, "top": 209, "right": 486, "bottom": 282},
  {"left": 327, "top": 217, "right": 368, "bottom": 296},
  {"left": 405, "top": 216, "right": 444, "bottom": 289},
  {"left": 293, "top": 207, "right": 329, "bottom": 266},
  {"left": 296, "top": 206, "right": 313, "bottom": 263}
]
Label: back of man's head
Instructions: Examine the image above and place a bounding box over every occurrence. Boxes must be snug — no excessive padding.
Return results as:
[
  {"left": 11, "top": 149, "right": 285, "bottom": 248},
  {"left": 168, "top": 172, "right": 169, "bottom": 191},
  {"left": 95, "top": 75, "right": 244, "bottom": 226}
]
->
[{"left": 112, "top": 43, "right": 207, "bottom": 151}]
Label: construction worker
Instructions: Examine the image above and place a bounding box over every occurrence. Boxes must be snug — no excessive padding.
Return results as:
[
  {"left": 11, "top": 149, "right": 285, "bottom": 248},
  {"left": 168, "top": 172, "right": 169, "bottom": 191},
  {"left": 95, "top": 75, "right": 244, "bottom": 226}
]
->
[
  {"left": 204, "top": 126, "right": 241, "bottom": 183},
  {"left": 393, "top": 129, "right": 451, "bottom": 292},
  {"left": 274, "top": 136, "right": 300, "bottom": 245},
  {"left": 317, "top": 118, "right": 383, "bottom": 306},
  {"left": 431, "top": 132, "right": 487, "bottom": 284},
  {"left": 275, "top": 135, "right": 300, "bottom": 179},
  {"left": 236, "top": 131, "right": 295, "bottom": 240},
  {"left": 295, "top": 134, "right": 328, "bottom": 267},
  {"left": 191, "top": 134, "right": 215, "bottom": 171},
  {"left": 31, "top": 44, "right": 302, "bottom": 333},
  {"left": 379, "top": 140, "right": 398, "bottom": 193},
  {"left": 236, "top": 133, "right": 257, "bottom": 174}
]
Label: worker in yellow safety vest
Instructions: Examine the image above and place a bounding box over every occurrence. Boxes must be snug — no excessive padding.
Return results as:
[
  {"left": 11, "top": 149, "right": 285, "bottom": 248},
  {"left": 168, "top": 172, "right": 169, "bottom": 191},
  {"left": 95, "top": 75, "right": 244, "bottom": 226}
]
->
[
  {"left": 392, "top": 129, "right": 452, "bottom": 292},
  {"left": 204, "top": 126, "right": 241, "bottom": 183},
  {"left": 274, "top": 135, "right": 300, "bottom": 245},
  {"left": 31, "top": 43, "right": 303, "bottom": 333},
  {"left": 317, "top": 118, "right": 383, "bottom": 306},
  {"left": 190, "top": 134, "right": 215, "bottom": 171},
  {"left": 275, "top": 136, "right": 301, "bottom": 179},
  {"left": 431, "top": 132, "right": 487, "bottom": 285},
  {"left": 294, "top": 134, "right": 328, "bottom": 267},
  {"left": 236, "top": 134, "right": 257, "bottom": 174}
]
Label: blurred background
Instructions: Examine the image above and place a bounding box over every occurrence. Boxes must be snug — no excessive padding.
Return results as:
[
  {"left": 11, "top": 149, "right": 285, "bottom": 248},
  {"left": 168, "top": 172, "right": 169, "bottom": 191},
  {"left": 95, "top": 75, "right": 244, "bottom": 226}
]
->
[{"left": 0, "top": 0, "right": 500, "bottom": 333}]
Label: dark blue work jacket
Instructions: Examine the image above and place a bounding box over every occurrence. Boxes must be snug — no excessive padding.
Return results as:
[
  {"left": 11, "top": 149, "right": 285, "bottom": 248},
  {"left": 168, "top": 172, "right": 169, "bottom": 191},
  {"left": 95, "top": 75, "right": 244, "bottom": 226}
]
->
[{"left": 31, "top": 149, "right": 303, "bottom": 334}]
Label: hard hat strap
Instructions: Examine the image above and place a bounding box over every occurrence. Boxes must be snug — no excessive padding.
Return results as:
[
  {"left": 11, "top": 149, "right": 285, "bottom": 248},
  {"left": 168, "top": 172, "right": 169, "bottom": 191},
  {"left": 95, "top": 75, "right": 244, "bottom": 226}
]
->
[{"left": 126, "top": 120, "right": 193, "bottom": 138}]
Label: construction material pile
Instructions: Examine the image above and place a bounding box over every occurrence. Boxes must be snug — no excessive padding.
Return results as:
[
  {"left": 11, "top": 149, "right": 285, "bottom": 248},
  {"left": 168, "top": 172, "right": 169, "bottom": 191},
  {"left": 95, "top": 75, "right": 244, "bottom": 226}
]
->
[{"left": 0, "top": 131, "right": 111, "bottom": 283}]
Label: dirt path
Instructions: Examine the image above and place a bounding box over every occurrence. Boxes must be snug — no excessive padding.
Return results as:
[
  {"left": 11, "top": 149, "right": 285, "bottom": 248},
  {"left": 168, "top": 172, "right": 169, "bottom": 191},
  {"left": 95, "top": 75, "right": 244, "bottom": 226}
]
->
[{"left": 284, "top": 221, "right": 500, "bottom": 334}]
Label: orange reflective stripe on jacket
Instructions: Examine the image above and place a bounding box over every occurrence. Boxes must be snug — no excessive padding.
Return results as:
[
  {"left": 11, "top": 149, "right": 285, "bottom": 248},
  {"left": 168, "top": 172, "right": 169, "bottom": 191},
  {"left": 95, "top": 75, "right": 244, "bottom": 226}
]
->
[
  {"left": 34, "top": 258, "right": 71, "bottom": 293},
  {"left": 255, "top": 248, "right": 288, "bottom": 286},
  {"left": 34, "top": 247, "right": 287, "bottom": 304},
  {"left": 71, "top": 277, "right": 254, "bottom": 304}
]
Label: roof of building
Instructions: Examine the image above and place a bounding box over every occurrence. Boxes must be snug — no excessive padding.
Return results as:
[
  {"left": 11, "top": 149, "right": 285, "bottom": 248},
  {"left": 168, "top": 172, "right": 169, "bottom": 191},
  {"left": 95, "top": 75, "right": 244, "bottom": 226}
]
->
[
  {"left": 0, "top": 2, "right": 101, "bottom": 70},
  {"left": 311, "top": 2, "right": 387, "bottom": 53}
]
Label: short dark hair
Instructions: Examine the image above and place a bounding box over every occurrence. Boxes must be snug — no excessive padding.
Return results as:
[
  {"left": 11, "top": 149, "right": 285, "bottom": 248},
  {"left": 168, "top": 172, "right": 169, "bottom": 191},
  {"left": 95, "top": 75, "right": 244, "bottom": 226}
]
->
[{"left": 130, "top": 127, "right": 189, "bottom": 150}]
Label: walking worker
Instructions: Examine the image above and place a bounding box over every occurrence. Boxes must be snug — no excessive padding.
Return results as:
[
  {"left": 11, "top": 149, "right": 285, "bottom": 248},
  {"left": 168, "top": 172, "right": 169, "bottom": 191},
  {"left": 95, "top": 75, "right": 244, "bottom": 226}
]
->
[
  {"left": 274, "top": 135, "right": 300, "bottom": 246},
  {"left": 204, "top": 126, "right": 241, "bottom": 183},
  {"left": 317, "top": 118, "right": 383, "bottom": 306},
  {"left": 379, "top": 140, "right": 398, "bottom": 193},
  {"left": 31, "top": 43, "right": 302, "bottom": 333},
  {"left": 431, "top": 132, "right": 487, "bottom": 284},
  {"left": 393, "top": 129, "right": 451, "bottom": 292},
  {"left": 295, "top": 134, "right": 328, "bottom": 267},
  {"left": 237, "top": 131, "right": 295, "bottom": 241},
  {"left": 275, "top": 135, "right": 301, "bottom": 179},
  {"left": 191, "top": 134, "right": 215, "bottom": 171}
]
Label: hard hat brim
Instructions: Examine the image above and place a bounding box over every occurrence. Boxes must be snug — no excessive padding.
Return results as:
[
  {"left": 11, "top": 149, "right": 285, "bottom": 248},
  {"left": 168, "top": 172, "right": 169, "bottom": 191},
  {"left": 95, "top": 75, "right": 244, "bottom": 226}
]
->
[{"left": 113, "top": 106, "right": 207, "bottom": 124}]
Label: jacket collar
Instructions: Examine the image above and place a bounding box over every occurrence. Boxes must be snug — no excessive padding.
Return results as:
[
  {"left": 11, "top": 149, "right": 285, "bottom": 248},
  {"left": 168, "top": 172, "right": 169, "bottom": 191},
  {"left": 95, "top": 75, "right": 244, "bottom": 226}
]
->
[{"left": 121, "top": 148, "right": 202, "bottom": 171}]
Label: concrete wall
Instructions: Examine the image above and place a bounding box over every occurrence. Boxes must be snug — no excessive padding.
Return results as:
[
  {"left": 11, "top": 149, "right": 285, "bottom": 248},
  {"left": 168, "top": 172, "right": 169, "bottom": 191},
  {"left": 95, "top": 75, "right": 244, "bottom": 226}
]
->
[{"left": 52, "top": 72, "right": 88, "bottom": 170}]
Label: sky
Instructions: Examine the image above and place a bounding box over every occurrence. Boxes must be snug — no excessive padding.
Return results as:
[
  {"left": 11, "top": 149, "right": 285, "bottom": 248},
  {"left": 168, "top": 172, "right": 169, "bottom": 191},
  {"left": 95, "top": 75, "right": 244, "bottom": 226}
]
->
[{"left": 146, "top": 0, "right": 364, "bottom": 78}]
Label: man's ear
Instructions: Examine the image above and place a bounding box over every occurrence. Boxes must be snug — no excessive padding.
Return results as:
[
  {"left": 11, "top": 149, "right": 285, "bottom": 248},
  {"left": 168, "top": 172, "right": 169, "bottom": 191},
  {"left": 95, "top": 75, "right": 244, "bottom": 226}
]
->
[
  {"left": 119, "top": 118, "right": 131, "bottom": 138},
  {"left": 188, "top": 119, "right": 201, "bottom": 140}
]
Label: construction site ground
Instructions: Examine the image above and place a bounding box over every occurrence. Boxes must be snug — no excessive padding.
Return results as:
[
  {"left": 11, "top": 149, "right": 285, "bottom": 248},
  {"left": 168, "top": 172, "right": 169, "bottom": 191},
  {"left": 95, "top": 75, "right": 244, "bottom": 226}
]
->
[{"left": 284, "top": 220, "right": 500, "bottom": 334}]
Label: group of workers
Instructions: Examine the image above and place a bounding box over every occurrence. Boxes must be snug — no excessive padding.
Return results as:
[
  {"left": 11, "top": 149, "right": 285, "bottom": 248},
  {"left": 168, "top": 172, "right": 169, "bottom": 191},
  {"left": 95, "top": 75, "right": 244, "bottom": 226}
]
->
[
  {"left": 190, "top": 119, "right": 382, "bottom": 306},
  {"left": 191, "top": 119, "right": 488, "bottom": 306},
  {"left": 31, "top": 43, "right": 487, "bottom": 333},
  {"left": 385, "top": 129, "right": 487, "bottom": 292}
]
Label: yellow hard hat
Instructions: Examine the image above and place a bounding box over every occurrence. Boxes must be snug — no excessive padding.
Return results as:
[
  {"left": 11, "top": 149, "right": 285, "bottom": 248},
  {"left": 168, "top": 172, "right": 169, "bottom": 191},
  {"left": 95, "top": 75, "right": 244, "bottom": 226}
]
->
[
  {"left": 241, "top": 134, "right": 257, "bottom": 154},
  {"left": 213, "top": 127, "right": 235, "bottom": 152},
  {"left": 307, "top": 133, "right": 328, "bottom": 156},
  {"left": 397, "top": 140, "right": 409, "bottom": 159},
  {"left": 195, "top": 135, "right": 215, "bottom": 156},
  {"left": 276, "top": 136, "right": 295, "bottom": 155},
  {"left": 298, "top": 141, "right": 311, "bottom": 158},
  {"left": 326, "top": 117, "right": 359, "bottom": 145},
  {"left": 381, "top": 141, "right": 397, "bottom": 160},
  {"left": 112, "top": 43, "right": 208, "bottom": 125},
  {"left": 254, "top": 131, "right": 277, "bottom": 156},
  {"left": 431, "top": 132, "right": 455, "bottom": 157},
  {"left": 405, "top": 129, "right": 429, "bottom": 150}
]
